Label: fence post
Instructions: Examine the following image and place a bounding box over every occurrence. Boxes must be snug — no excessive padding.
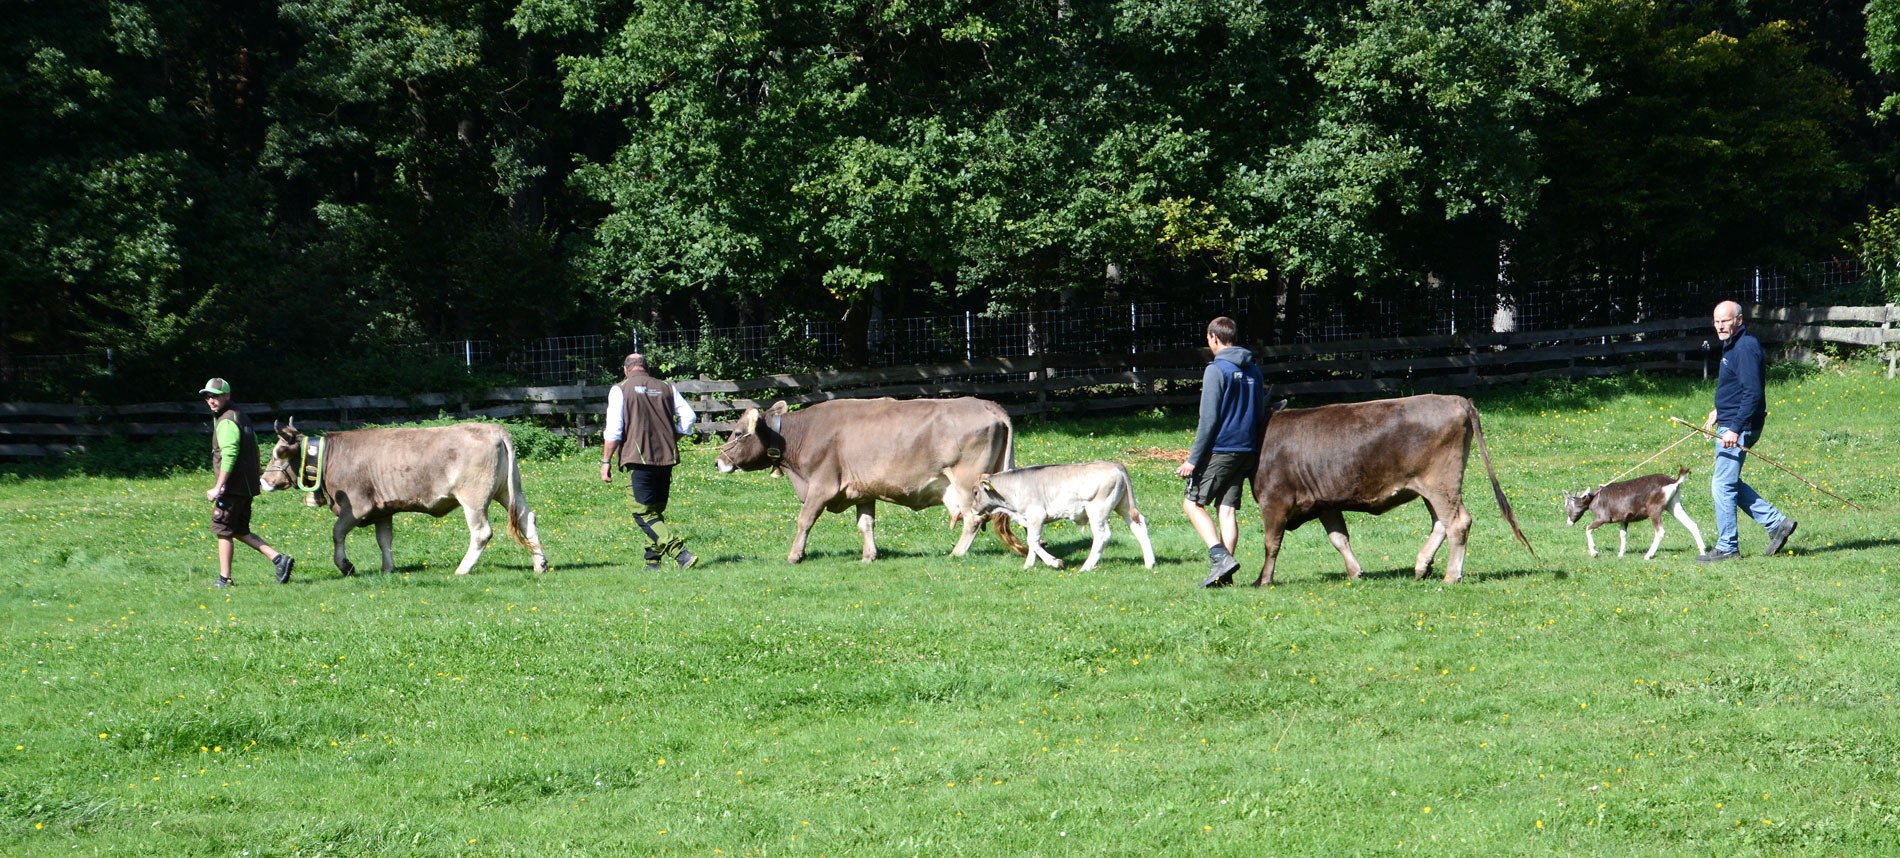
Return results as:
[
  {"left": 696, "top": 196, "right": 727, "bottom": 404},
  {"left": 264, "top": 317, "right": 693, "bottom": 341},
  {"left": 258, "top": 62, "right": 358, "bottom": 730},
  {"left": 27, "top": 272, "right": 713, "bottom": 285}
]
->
[
  {"left": 1034, "top": 352, "right": 1049, "bottom": 416},
  {"left": 965, "top": 311, "right": 972, "bottom": 361},
  {"left": 1885, "top": 304, "right": 1896, "bottom": 380}
]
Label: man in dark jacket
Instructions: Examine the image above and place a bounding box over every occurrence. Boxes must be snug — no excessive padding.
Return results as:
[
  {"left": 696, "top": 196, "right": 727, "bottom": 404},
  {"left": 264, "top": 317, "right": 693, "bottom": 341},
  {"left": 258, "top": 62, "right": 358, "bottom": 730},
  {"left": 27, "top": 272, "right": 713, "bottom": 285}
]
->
[
  {"left": 600, "top": 353, "right": 700, "bottom": 570},
  {"left": 1697, "top": 301, "right": 1796, "bottom": 562},
  {"left": 1181, "top": 317, "right": 1268, "bottom": 587},
  {"left": 200, "top": 378, "right": 294, "bottom": 586}
]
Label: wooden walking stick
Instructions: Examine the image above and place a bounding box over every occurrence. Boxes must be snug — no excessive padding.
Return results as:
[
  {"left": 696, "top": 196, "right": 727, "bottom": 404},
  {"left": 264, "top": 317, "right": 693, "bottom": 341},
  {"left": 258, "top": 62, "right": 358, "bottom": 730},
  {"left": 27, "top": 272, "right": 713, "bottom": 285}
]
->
[
  {"left": 1598, "top": 428, "right": 1702, "bottom": 489},
  {"left": 1669, "top": 416, "right": 1866, "bottom": 511}
]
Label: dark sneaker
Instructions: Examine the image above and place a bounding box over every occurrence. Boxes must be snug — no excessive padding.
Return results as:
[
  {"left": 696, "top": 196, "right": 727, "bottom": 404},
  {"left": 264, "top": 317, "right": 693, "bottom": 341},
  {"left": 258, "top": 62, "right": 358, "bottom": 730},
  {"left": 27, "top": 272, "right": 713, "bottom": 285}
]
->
[
  {"left": 1694, "top": 549, "right": 1741, "bottom": 563},
  {"left": 213, "top": 576, "right": 236, "bottom": 587},
  {"left": 644, "top": 561, "right": 661, "bottom": 572},
  {"left": 273, "top": 553, "right": 295, "bottom": 584},
  {"left": 676, "top": 549, "right": 699, "bottom": 570},
  {"left": 1765, "top": 519, "right": 1798, "bottom": 556},
  {"left": 1199, "top": 553, "right": 1239, "bottom": 587}
]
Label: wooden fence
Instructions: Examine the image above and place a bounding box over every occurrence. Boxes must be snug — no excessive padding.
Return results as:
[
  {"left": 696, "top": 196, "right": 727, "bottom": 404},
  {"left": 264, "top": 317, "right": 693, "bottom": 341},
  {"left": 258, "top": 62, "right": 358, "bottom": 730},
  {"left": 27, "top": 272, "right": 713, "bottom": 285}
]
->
[{"left": 4, "top": 304, "right": 1894, "bottom": 458}]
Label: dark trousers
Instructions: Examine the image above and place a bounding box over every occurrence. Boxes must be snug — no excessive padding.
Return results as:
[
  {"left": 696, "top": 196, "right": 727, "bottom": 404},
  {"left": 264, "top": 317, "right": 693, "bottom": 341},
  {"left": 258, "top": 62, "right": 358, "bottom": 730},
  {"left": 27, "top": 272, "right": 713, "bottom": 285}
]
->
[{"left": 625, "top": 465, "right": 682, "bottom": 560}]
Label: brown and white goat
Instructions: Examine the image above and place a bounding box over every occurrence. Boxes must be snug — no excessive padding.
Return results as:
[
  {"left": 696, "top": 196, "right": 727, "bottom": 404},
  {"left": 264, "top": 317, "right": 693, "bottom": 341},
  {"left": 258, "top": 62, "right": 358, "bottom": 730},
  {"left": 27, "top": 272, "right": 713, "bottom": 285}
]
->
[{"left": 1562, "top": 467, "right": 1706, "bottom": 560}]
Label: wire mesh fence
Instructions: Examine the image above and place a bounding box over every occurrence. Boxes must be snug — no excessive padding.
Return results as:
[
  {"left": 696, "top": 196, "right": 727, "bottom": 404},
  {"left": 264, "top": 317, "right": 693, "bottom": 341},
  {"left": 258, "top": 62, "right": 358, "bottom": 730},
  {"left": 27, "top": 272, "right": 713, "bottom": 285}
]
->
[{"left": 4, "top": 261, "right": 1869, "bottom": 394}]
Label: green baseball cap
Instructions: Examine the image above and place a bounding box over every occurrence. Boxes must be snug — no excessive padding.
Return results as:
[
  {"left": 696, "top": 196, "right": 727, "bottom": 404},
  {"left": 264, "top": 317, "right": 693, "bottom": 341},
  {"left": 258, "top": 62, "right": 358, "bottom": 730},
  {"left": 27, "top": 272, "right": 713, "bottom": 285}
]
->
[{"left": 198, "top": 378, "right": 231, "bottom": 395}]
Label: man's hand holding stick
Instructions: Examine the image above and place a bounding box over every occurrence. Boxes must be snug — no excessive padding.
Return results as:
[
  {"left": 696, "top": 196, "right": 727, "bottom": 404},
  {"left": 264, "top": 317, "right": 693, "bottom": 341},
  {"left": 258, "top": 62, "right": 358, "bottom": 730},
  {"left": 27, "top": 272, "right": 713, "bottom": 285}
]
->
[{"left": 1669, "top": 416, "right": 1865, "bottom": 511}]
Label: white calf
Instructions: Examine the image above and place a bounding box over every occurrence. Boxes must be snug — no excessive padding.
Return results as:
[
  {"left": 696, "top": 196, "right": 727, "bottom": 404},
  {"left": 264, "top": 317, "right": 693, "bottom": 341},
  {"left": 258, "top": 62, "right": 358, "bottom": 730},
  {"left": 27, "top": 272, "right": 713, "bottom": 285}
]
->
[{"left": 972, "top": 461, "right": 1155, "bottom": 571}]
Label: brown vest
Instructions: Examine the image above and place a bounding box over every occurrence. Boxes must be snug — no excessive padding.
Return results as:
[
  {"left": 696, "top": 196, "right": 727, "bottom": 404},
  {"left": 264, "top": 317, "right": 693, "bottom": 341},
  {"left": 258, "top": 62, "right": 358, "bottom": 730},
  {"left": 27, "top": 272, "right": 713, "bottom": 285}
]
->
[
  {"left": 614, "top": 369, "right": 682, "bottom": 467},
  {"left": 210, "top": 405, "right": 262, "bottom": 496}
]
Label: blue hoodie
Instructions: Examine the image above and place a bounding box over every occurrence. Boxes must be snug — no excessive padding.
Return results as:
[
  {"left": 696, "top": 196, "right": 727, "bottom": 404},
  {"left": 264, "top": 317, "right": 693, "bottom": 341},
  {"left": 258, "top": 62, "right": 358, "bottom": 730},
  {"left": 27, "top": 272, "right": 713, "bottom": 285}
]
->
[
  {"left": 1713, "top": 324, "right": 1767, "bottom": 437},
  {"left": 1188, "top": 345, "right": 1267, "bottom": 466}
]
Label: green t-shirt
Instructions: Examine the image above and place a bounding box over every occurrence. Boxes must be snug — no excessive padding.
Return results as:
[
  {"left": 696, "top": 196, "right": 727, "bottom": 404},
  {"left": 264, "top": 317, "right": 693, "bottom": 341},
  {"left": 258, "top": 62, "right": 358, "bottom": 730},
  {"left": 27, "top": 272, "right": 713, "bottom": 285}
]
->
[{"left": 215, "top": 417, "right": 241, "bottom": 473}]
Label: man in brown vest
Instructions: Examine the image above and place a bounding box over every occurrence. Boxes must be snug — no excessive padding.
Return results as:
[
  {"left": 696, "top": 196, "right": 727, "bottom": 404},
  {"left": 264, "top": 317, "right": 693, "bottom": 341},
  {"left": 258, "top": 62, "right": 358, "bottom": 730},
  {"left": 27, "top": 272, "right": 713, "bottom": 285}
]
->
[
  {"left": 599, "top": 354, "right": 700, "bottom": 569},
  {"left": 200, "top": 378, "right": 294, "bottom": 587}
]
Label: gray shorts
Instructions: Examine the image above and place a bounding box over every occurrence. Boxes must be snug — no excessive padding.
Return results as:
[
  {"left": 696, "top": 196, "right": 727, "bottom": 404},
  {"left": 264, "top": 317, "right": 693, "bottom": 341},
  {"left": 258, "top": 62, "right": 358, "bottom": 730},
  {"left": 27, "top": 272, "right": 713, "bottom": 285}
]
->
[{"left": 1185, "top": 451, "right": 1255, "bottom": 508}]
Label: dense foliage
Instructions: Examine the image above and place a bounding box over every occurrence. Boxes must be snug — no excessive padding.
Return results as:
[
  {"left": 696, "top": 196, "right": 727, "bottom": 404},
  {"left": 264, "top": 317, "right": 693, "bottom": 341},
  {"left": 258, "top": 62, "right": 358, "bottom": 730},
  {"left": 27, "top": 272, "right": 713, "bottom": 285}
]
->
[{"left": 4, "top": 0, "right": 1895, "bottom": 396}]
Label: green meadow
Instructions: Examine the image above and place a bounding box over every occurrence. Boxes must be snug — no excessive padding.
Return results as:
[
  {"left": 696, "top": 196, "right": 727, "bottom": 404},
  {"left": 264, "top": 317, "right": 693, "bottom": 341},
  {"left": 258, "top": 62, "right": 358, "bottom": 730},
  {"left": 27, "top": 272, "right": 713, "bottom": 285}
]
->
[{"left": 3, "top": 360, "right": 1899, "bottom": 857}]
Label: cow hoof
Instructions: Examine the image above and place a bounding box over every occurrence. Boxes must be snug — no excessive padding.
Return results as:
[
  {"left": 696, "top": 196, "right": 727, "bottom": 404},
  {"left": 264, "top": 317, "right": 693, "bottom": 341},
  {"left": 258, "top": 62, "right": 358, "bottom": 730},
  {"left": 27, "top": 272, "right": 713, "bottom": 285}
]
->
[
  {"left": 338, "top": 561, "right": 355, "bottom": 577},
  {"left": 1587, "top": 550, "right": 1600, "bottom": 558}
]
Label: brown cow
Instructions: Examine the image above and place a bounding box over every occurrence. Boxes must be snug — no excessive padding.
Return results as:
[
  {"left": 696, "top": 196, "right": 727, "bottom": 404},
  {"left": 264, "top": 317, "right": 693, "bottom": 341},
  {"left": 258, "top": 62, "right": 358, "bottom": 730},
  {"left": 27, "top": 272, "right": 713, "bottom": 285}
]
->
[
  {"left": 1212, "top": 394, "right": 1535, "bottom": 587},
  {"left": 715, "top": 398, "right": 1028, "bottom": 563},
  {"left": 261, "top": 421, "right": 547, "bottom": 576}
]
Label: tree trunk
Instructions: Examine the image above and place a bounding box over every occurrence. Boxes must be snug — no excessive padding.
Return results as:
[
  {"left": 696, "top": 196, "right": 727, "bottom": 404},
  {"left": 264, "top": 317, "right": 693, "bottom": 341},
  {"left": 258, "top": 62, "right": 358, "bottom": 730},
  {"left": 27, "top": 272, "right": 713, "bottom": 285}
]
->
[
  {"left": 1275, "top": 271, "right": 1302, "bottom": 346},
  {"left": 1493, "top": 237, "right": 1518, "bottom": 333},
  {"left": 840, "top": 297, "right": 872, "bottom": 367}
]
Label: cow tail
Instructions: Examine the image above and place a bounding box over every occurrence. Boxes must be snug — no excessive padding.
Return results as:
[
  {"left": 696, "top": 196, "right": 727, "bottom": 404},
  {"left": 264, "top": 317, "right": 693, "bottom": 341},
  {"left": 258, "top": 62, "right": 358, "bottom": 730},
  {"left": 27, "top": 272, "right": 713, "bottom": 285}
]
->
[
  {"left": 1464, "top": 398, "right": 1538, "bottom": 559},
  {"left": 991, "top": 512, "right": 1030, "bottom": 557},
  {"left": 985, "top": 410, "right": 1028, "bottom": 556},
  {"left": 501, "top": 432, "right": 539, "bottom": 552},
  {"left": 1000, "top": 413, "right": 1017, "bottom": 472}
]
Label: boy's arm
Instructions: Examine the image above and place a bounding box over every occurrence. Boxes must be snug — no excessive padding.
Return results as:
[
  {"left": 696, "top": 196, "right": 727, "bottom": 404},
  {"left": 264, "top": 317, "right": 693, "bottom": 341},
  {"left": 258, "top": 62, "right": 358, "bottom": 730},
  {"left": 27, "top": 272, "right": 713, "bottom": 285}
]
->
[{"left": 1184, "top": 363, "right": 1227, "bottom": 469}]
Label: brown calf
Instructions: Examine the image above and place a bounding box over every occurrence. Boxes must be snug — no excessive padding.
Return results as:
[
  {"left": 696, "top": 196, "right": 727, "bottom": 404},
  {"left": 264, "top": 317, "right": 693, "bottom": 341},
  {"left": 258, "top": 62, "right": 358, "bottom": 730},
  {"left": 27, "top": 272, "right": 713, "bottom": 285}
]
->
[{"left": 1562, "top": 466, "right": 1706, "bottom": 560}]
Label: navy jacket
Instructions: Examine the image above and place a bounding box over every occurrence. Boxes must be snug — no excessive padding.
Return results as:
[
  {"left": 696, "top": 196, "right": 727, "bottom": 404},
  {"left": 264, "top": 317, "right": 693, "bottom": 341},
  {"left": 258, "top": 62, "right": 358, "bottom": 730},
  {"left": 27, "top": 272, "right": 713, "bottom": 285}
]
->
[
  {"left": 1713, "top": 325, "right": 1767, "bottom": 437},
  {"left": 1189, "top": 346, "right": 1268, "bottom": 465}
]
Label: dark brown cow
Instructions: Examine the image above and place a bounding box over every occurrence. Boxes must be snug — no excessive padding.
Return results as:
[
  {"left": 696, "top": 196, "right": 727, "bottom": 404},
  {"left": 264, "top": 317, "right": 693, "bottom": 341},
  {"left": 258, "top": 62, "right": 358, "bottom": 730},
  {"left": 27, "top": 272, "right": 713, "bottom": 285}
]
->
[
  {"left": 261, "top": 421, "right": 547, "bottom": 576},
  {"left": 715, "top": 397, "right": 1028, "bottom": 563},
  {"left": 1220, "top": 394, "right": 1535, "bottom": 587}
]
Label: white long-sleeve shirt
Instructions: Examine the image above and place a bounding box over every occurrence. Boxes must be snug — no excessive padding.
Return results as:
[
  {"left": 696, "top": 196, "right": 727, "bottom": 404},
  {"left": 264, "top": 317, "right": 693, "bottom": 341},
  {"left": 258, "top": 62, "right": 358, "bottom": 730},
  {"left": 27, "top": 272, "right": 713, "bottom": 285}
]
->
[{"left": 604, "top": 383, "right": 696, "bottom": 441}]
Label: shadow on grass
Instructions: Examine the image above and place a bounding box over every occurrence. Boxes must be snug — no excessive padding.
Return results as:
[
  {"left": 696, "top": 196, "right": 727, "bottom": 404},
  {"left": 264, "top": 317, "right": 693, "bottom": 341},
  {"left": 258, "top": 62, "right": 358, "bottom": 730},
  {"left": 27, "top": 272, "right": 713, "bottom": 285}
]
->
[
  {"left": 1784, "top": 538, "right": 1894, "bottom": 556},
  {"left": 1310, "top": 563, "right": 1567, "bottom": 584}
]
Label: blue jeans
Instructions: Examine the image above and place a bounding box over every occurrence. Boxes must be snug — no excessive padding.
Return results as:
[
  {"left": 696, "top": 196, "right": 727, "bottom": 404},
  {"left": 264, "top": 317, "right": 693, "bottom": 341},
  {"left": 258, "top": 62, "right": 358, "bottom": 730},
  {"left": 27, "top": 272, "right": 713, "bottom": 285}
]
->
[{"left": 1710, "top": 430, "right": 1785, "bottom": 553}]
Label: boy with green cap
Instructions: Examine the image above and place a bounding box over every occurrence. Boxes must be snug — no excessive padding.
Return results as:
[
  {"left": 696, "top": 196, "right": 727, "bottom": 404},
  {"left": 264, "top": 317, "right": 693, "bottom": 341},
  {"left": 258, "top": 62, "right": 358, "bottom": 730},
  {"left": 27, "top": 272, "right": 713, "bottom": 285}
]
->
[{"left": 200, "top": 378, "right": 294, "bottom": 586}]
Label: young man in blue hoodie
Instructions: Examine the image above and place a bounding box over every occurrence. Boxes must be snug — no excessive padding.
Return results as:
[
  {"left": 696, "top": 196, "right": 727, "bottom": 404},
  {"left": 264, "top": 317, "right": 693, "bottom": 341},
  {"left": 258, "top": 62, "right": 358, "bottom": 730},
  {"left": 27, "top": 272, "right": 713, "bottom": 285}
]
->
[
  {"left": 1180, "top": 317, "right": 1268, "bottom": 587},
  {"left": 1697, "top": 300, "right": 1796, "bottom": 562}
]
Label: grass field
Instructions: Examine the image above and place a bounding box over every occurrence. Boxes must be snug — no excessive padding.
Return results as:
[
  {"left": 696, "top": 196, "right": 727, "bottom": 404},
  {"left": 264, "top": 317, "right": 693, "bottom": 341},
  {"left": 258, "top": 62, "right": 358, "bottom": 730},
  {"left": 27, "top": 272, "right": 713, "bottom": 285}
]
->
[{"left": 3, "top": 359, "right": 1899, "bottom": 857}]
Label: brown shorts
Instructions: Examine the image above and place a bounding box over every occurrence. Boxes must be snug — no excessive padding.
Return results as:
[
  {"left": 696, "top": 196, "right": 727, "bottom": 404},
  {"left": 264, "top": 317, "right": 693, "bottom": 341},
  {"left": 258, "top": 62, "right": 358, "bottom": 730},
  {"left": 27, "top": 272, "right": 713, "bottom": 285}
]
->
[
  {"left": 1185, "top": 451, "right": 1256, "bottom": 508},
  {"left": 210, "top": 493, "right": 254, "bottom": 538}
]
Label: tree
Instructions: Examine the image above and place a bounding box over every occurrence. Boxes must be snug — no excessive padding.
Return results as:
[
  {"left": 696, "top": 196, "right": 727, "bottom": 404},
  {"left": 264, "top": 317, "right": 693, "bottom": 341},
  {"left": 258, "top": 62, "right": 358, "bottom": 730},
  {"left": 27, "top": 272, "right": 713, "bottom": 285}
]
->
[
  {"left": 262, "top": 0, "right": 589, "bottom": 349},
  {"left": 0, "top": 0, "right": 276, "bottom": 393},
  {"left": 1521, "top": 1, "right": 1863, "bottom": 288}
]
